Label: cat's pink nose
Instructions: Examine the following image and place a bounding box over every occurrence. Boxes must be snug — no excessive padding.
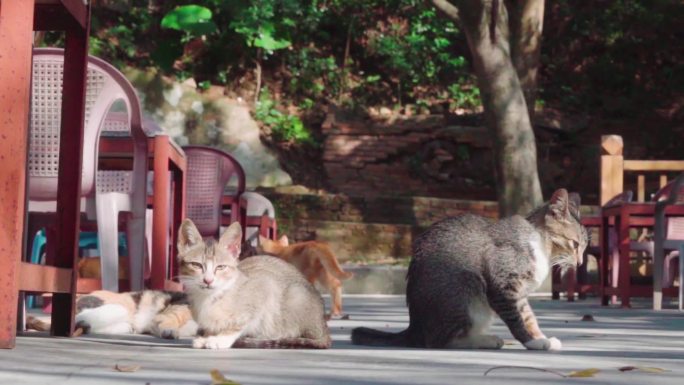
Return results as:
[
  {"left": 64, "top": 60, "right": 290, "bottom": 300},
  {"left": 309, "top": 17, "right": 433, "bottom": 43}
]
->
[{"left": 203, "top": 277, "right": 214, "bottom": 285}]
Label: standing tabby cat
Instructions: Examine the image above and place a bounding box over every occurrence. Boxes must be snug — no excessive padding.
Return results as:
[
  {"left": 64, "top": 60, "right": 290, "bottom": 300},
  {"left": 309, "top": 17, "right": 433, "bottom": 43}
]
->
[
  {"left": 258, "top": 235, "right": 353, "bottom": 319},
  {"left": 178, "top": 219, "right": 331, "bottom": 349},
  {"left": 352, "top": 189, "right": 587, "bottom": 351}
]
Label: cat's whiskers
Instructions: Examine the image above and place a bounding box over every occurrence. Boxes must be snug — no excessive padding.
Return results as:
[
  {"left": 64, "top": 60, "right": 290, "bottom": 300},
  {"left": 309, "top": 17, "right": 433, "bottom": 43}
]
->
[{"left": 551, "top": 253, "right": 576, "bottom": 274}]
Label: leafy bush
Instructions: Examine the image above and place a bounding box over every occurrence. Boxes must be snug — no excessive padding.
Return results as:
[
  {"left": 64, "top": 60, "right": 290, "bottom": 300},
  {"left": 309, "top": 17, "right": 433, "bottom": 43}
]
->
[{"left": 255, "top": 89, "right": 313, "bottom": 144}]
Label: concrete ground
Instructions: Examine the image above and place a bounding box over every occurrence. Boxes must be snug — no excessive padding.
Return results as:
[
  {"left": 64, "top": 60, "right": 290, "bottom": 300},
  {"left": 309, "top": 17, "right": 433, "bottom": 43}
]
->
[{"left": 1, "top": 295, "right": 683, "bottom": 385}]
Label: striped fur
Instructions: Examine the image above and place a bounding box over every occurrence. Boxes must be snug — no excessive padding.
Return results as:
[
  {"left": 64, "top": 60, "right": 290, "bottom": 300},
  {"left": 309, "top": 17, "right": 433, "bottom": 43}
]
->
[{"left": 352, "top": 189, "right": 587, "bottom": 351}]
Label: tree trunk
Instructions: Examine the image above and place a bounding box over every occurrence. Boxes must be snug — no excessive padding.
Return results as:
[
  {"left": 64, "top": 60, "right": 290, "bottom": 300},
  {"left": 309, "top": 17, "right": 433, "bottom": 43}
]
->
[
  {"left": 432, "top": 0, "right": 543, "bottom": 216},
  {"left": 506, "top": 0, "right": 545, "bottom": 118}
]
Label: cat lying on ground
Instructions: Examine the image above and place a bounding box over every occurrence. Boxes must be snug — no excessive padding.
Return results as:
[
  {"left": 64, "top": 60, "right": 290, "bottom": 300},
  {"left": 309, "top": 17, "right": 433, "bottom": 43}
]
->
[
  {"left": 352, "top": 189, "right": 587, "bottom": 351},
  {"left": 257, "top": 235, "right": 353, "bottom": 319},
  {"left": 27, "top": 290, "right": 197, "bottom": 339},
  {"left": 178, "top": 219, "right": 331, "bottom": 349}
]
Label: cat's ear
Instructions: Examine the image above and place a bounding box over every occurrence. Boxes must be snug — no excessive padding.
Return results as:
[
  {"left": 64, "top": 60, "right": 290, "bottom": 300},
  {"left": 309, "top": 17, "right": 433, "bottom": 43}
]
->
[
  {"left": 568, "top": 192, "right": 581, "bottom": 219},
  {"left": 178, "top": 219, "right": 204, "bottom": 254},
  {"left": 278, "top": 235, "right": 289, "bottom": 246},
  {"left": 548, "top": 188, "right": 570, "bottom": 219},
  {"left": 218, "top": 221, "right": 242, "bottom": 258},
  {"left": 258, "top": 234, "right": 268, "bottom": 246}
]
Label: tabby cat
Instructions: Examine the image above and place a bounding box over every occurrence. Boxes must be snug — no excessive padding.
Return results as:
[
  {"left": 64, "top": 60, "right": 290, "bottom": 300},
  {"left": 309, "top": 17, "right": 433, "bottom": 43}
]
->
[
  {"left": 178, "top": 219, "right": 331, "bottom": 349},
  {"left": 352, "top": 189, "right": 587, "bottom": 351},
  {"left": 258, "top": 235, "right": 353, "bottom": 319}
]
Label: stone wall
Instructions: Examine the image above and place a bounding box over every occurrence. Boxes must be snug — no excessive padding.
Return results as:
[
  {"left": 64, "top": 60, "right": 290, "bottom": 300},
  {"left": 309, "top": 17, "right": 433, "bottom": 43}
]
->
[
  {"left": 262, "top": 189, "right": 600, "bottom": 263},
  {"left": 261, "top": 190, "right": 499, "bottom": 262},
  {"left": 321, "top": 111, "right": 496, "bottom": 199}
]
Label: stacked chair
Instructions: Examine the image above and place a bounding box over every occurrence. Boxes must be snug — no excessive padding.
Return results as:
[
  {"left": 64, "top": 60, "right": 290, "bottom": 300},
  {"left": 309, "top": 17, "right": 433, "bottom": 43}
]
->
[{"left": 27, "top": 48, "right": 149, "bottom": 296}]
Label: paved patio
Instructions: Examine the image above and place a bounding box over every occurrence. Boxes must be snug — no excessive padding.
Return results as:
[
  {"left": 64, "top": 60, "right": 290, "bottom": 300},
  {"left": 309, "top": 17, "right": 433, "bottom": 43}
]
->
[{"left": 1, "top": 295, "right": 683, "bottom": 384}]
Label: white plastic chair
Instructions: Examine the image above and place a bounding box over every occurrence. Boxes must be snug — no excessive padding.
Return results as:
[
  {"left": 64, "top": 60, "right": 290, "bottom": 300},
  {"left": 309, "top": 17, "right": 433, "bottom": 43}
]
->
[
  {"left": 28, "top": 48, "right": 149, "bottom": 292},
  {"left": 241, "top": 191, "right": 277, "bottom": 246}
]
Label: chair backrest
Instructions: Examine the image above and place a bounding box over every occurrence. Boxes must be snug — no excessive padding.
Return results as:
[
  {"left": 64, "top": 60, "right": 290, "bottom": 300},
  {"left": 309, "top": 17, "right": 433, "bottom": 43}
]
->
[
  {"left": 604, "top": 190, "right": 634, "bottom": 208},
  {"left": 242, "top": 191, "right": 276, "bottom": 246},
  {"left": 603, "top": 191, "right": 634, "bottom": 248},
  {"left": 658, "top": 174, "right": 684, "bottom": 240},
  {"left": 183, "top": 146, "right": 246, "bottom": 237},
  {"left": 29, "top": 48, "right": 146, "bottom": 200},
  {"left": 243, "top": 191, "right": 275, "bottom": 218},
  {"left": 653, "top": 178, "right": 684, "bottom": 204}
]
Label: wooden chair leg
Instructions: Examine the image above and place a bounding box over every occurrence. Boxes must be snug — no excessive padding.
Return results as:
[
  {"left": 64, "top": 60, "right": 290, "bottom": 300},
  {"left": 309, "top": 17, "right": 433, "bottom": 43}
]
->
[
  {"left": 551, "top": 265, "right": 562, "bottom": 300},
  {"left": 566, "top": 266, "right": 577, "bottom": 302}
]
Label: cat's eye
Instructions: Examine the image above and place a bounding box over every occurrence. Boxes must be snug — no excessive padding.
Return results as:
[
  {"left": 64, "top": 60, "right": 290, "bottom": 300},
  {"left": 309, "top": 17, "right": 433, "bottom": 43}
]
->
[
  {"left": 570, "top": 240, "right": 580, "bottom": 249},
  {"left": 215, "top": 265, "right": 228, "bottom": 271},
  {"left": 187, "top": 262, "right": 204, "bottom": 270}
]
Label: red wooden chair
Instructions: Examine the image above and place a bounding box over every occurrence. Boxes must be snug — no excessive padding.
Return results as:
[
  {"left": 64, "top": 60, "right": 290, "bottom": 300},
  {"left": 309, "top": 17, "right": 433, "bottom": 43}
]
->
[
  {"left": 552, "top": 191, "right": 636, "bottom": 301},
  {"left": 653, "top": 174, "right": 684, "bottom": 310}
]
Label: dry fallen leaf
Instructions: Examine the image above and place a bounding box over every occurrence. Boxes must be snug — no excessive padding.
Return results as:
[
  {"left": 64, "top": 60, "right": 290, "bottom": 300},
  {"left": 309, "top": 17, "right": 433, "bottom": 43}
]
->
[
  {"left": 484, "top": 366, "right": 565, "bottom": 377},
  {"left": 637, "top": 367, "right": 667, "bottom": 373},
  {"left": 114, "top": 364, "right": 141, "bottom": 372},
  {"left": 567, "top": 368, "right": 600, "bottom": 378},
  {"left": 210, "top": 369, "right": 242, "bottom": 385},
  {"left": 619, "top": 366, "right": 668, "bottom": 373}
]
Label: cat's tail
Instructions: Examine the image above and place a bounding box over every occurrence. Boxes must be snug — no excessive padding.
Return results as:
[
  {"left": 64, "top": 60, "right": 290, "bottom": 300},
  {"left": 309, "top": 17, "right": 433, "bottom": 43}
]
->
[
  {"left": 318, "top": 246, "right": 353, "bottom": 280},
  {"left": 233, "top": 335, "right": 332, "bottom": 349},
  {"left": 351, "top": 327, "right": 410, "bottom": 347}
]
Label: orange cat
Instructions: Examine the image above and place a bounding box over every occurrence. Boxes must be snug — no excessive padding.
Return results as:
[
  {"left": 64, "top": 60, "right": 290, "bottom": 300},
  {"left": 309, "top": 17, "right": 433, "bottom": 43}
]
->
[
  {"left": 258, "top": 235, "right": 353, "bottom": 318},
  {"left": 77, "top": 257, "right": 129, "bottom": 280}
]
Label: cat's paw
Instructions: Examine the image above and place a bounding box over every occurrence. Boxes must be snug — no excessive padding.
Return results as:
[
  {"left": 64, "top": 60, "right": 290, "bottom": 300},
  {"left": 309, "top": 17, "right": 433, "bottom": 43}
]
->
[
  {"left": 327, "top": 313, "right": 350, "bottom": 321},
  {"left": 481, "top": 335, "right": 504, "bottom": 349},
  {"left": 160, "top": 329, "right": 179, "bottom": 339},
  {"left": 193, "top": 335, "right": 238, "bottom": 349},
  {"left": 203, "top": 335, "right": 237, "bottom": 350},
  {"left": 524, "top": 337, "right": 562, "bottom": 351},
  {"left": 192, "top": 337, "right": 207, "bottom": 349}
]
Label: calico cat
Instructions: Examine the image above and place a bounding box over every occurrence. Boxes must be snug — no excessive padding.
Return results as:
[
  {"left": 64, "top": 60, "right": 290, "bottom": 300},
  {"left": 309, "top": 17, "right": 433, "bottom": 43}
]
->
[
  {"left": 74, "top": 290, "right": 197, "bottom": 339},
  {"left": 258, "top": 235, "right": 353, "bottom": 319},
  {"left": 352, "top": 189, "right": 587, "bottom": 351},
  {"left": 178, "top": 219, "right": 331, "bottom": 350}
]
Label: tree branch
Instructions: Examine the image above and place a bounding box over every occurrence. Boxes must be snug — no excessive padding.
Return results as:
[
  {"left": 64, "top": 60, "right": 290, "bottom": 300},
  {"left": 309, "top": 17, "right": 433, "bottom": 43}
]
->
[{"left": 429, "top": 0, "right": 461, "bottom": 24}]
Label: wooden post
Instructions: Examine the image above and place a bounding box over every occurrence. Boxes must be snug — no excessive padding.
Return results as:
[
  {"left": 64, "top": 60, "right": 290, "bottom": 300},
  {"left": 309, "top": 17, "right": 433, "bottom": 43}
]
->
[
  {"left": 660, "top": 175, "right": 668, "bottom": 189},
  {"left": 0, "top": 0, "right": 36, "bottom": 349},
  {"left": 600, "top": 135, "right": 624, "bottom": 205},
  {"left": 50, "top": 11, "right": 91, "bottom": 337}
]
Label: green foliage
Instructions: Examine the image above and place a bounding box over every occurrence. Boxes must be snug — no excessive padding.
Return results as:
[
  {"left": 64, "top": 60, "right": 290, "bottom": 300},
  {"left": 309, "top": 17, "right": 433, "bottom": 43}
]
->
[
  {"left": 365, "top": 7, "right": 467, "bottom": 92},
  {"left": 287, "top": 48, "right": 346, "bottom": 101},
  {"left": 73, "top": 0, "right": 481, "bottom": 111},
  {"left": 255, "top": 89, "right": 313, "bottom": 144},
  {"left": 448, "top": 82, "right": 480, "bottom": 109},
  {"left": 46, "top": 0, "right": 682, "bottom": 128},
  {"left": 229, "top": 2, "right": 293, "bottom": 54},
  {"left": 161, "top": 5, "right": 217, "bottom": 36}
]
